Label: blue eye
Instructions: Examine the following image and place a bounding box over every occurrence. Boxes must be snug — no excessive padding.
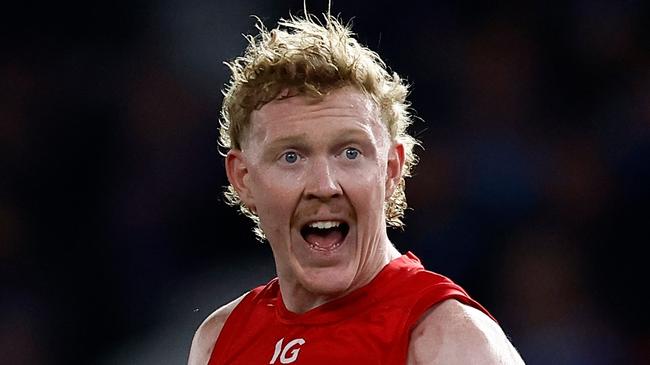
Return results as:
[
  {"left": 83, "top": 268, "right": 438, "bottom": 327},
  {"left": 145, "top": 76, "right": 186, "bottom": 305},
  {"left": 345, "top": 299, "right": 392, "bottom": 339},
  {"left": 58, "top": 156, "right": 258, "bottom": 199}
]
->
[
  {"left": 345, "top": 148, "right": 359, "bottom": 160},
  {"left": 284, "top": 151, "right": 298, "bottom": 163}
]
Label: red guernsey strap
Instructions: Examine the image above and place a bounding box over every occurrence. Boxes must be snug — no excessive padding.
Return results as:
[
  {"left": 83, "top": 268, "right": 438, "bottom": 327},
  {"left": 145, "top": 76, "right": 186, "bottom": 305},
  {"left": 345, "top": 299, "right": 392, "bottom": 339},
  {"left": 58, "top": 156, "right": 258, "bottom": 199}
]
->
[{"left": 208, "top": 287, "right": 263, "bottom": 365}]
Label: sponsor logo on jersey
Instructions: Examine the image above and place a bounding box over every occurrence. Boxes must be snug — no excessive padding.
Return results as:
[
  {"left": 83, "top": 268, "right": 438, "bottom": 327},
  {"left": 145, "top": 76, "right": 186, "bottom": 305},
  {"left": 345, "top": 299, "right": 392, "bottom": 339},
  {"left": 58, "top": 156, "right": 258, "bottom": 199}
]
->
[{"left": 270, "top": 337, "right": 305, "bottom": 364}]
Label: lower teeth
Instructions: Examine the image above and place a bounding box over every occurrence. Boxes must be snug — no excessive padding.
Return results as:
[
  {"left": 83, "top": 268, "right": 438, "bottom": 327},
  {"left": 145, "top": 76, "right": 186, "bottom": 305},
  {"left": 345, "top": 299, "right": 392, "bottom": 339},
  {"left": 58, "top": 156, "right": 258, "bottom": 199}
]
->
[{"left": 309, "top": 241, "right": 343, "bottom": 251}]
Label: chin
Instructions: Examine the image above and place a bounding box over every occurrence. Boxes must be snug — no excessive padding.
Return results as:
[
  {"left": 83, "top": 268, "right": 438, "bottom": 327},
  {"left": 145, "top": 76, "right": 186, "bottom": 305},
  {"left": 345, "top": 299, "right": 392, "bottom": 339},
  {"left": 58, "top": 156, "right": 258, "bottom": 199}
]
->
[{"left": 297, "top": 262, "right": 356, "bottom": 296}]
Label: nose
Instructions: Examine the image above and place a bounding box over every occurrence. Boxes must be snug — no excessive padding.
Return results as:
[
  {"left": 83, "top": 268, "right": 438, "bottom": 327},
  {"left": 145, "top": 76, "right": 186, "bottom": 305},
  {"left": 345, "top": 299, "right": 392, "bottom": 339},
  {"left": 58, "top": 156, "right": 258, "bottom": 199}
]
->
[{"left": 304, "top": 157, "right": 342, "bottom": 201}]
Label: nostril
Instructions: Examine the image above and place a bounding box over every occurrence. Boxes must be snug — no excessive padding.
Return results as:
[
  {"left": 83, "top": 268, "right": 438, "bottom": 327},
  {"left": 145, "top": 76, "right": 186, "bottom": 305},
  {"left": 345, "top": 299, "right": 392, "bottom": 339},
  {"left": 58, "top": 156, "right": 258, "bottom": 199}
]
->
[
  {"left": 303, "top": 160, "right": 341, "bottom": 199},
  {"left": 304, "top": 185, "right": 342, "bottom": 200}
]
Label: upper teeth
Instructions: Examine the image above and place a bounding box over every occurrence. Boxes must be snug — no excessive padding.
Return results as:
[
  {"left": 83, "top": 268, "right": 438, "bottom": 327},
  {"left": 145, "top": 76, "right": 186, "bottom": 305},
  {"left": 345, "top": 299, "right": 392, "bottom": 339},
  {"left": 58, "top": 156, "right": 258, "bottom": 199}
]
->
[{"left": 308, "top": 221, "right": 340, "bottom": 229}]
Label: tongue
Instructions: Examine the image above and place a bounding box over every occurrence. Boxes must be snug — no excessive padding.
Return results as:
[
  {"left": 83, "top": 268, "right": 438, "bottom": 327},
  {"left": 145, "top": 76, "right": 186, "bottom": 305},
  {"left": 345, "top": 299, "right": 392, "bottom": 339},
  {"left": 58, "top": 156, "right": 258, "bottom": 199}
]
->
[{"left": 305, "top": 229, "right": 344, "bottom": 249}]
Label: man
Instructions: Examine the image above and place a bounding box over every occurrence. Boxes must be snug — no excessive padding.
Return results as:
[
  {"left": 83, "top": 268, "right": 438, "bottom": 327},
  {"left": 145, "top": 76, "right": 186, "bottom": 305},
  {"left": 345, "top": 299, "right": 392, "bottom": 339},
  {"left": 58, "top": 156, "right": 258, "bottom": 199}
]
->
[{"left": 189, "top": 13, "right": 524, "bottom": 365}]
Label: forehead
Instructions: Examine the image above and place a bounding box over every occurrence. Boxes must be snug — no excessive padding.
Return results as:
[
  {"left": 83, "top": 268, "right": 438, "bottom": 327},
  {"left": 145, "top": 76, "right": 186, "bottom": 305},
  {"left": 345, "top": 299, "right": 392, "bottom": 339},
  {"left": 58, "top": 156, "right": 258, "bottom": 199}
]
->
[{"left": 245, "top": 87, "right": 385, "bottom": 146}]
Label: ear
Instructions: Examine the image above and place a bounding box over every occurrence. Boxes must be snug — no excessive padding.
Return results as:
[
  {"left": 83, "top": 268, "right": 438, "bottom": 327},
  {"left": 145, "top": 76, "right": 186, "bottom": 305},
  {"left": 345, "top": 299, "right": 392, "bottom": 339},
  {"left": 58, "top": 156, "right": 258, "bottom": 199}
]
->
[
  {"left": 386, "top": 142, "right": 405, "bottom": 198},
  {"left": 225, "top": 149, "right": 256, "bottom": 212}
]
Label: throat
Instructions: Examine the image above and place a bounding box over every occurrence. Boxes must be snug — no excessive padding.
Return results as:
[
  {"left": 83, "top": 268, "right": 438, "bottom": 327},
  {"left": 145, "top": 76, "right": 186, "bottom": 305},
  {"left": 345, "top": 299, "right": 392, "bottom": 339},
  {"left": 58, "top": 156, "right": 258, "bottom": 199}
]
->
[{"left": 281, "top": 288, "right": 332, "bottom": 314}]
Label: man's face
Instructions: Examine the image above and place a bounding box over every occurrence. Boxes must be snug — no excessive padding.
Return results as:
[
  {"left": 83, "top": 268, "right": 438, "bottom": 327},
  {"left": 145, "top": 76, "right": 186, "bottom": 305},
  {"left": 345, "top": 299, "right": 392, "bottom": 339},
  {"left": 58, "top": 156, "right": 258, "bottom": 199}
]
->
[{"left": 226, "top": 87, "right": 404, "bottom": 299}]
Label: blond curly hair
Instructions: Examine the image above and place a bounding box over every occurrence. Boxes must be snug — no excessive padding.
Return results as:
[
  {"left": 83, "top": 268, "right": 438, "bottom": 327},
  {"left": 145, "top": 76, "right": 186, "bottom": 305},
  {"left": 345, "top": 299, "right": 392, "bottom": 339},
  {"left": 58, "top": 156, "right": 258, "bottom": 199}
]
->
[{"left": 219, "top": 13, "right": 419, "bottom": 240}]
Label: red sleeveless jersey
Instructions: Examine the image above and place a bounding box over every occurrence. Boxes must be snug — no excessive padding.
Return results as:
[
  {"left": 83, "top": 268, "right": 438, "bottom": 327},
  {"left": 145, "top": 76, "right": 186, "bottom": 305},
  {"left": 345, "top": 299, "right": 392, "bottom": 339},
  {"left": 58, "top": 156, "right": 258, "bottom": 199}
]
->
[{"left": 208, "top": 252, "right": 495, "bottom": 365}]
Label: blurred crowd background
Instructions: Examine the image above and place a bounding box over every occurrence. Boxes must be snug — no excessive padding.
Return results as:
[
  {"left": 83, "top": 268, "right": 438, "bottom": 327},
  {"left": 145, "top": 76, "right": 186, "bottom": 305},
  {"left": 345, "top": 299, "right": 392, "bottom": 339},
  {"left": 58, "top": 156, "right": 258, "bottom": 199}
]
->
[{"left": 2, "top": 0, "right": 649, "bottom": 364}]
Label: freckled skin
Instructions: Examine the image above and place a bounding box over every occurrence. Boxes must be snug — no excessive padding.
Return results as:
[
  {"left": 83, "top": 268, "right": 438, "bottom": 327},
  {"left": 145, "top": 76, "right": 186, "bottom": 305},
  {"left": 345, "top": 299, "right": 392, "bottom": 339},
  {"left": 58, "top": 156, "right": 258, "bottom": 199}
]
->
[
  {"left": 226, "top": 87, "right": 404, "bottom": 313},
  {"left": 190, "top": 87, "right": 526, "bottom": 365}
]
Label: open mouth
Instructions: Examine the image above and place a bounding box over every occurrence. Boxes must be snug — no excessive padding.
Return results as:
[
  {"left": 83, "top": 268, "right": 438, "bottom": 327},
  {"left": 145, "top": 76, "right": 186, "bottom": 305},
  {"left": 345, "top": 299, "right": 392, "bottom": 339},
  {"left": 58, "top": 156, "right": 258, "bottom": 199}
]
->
[{"left": 300, "top": 220, "right": 350, "bottom": 251}]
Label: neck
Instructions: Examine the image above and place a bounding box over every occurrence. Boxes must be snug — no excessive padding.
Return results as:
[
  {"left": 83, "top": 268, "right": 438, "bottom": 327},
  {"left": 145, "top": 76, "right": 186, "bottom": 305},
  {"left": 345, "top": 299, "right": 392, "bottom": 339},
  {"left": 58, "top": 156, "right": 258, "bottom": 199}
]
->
[{"left": 279, "top": 243, "right": 401, "bottom": 313}]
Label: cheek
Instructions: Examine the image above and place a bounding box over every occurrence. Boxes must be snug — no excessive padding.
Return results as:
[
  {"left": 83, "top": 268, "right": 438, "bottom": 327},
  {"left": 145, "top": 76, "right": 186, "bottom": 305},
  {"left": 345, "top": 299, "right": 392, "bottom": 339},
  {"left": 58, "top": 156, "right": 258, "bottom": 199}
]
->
[
  {"left": 251, "top": 168, "right": 302, "bottom": 230},
  {"left": 339, "top": 161, "right": 387, "bottom": 214},
  {"left": 253, "top": 167, "right": 300, "bottom": 197}
]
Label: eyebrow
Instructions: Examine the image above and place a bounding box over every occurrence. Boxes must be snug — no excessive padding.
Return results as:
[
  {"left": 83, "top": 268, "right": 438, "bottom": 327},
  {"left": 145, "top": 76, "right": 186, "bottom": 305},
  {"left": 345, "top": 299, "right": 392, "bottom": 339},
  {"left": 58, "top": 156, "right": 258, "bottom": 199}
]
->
[
  {"left": 265, "top": 128, "right": 374, "bottom": 150},
  {"left": 333, "top": 128, "right": 375, "bottom": 144},
  {"left": 265, "top": 134, "right": 309, "bottom": 150},
  {"left": 260, "top": 134, "right": 310, "bottom": 160}
]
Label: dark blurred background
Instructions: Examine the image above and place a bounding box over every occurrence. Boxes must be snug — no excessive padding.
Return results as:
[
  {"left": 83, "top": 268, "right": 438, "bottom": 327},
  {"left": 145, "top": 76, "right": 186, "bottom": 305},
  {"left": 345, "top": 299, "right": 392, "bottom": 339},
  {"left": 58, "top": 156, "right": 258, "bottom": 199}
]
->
[{"left": 2, "top": 0, "right": 649, "bottom": 364}]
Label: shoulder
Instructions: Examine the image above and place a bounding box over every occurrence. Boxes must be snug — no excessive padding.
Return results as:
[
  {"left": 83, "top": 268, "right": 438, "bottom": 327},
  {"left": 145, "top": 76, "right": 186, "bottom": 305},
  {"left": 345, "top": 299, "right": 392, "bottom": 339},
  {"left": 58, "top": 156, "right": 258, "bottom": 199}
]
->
[
  {"left": 407, "top": 299, "right": 525, "bottom": 365},
  {"left": 187, "top": 292, "right": 248, "bottom": 365}
]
